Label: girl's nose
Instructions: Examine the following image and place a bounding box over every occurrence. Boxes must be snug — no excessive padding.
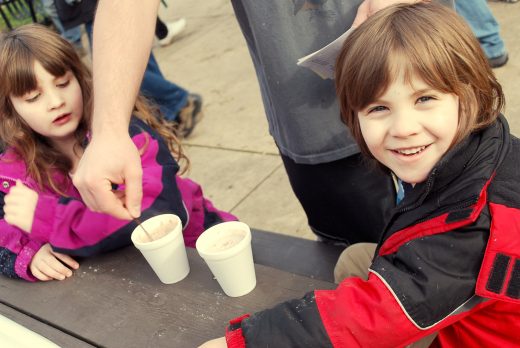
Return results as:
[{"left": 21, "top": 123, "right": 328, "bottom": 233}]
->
[
  {"left": 388, "top": 110, "right": 421, "bottom": 138},
  {"left": 47, "top": 89, "right": 65, "bottom": 110}
]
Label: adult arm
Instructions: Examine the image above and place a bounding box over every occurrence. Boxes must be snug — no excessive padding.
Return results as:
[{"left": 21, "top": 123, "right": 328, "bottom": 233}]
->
[{"left": 73, "top": 0, "right": 161, "bottom": 220}]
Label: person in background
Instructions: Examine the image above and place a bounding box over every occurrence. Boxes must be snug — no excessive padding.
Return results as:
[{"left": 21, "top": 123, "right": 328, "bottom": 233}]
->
[
  {"left": 455, "top": 0, "right": 510, "bottom": 68},
  {"left": 202, "top": 3, "right": 520, "bottom": 346},
  {"left": 229, "top": 0, "right": 399, "bottom": 245},
  {"left": 156, "top": 16, "right": 186, "bottom": 47},
  {"left": 40, "top": 0, "right": 86, "bottom": 56},
  {"left": 0, "top": 25, "right": 235, "bottom": 282}
]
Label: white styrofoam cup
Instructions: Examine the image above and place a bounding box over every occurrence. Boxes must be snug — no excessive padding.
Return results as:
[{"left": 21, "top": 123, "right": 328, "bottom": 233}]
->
[
  {"left": 196, "top": 221, "right": 256, "bottom": 297},
  {"left": 131, "top": 214, "right": 190, "bottom": 284}
]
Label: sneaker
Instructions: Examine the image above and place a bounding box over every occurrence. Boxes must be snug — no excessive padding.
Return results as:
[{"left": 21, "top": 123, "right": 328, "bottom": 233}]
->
[
  {"left": 176, "top": 94, "right": 203, "bottom": 138},
  {"left": 488, "top": 52, "right": 509, "bottom": 69},
  {"left": 158, "top": 18, "right": 187, "bottom": 47}
]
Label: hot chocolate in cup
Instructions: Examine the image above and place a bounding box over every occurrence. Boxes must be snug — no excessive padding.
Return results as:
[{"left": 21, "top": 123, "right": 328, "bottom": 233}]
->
[
  {"left": 196, "top": 221, "right": 256, "bottom": 297},
  {"left": 131, "top": 214, "right": 190, "bottom": 284}
]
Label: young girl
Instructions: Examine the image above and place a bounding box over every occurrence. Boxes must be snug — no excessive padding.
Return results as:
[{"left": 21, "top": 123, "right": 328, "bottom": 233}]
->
[
  {"left": 0, "top": 24, "right": 235, "bottom": 282},
  {"left": 202, "top": 3, "right": 520, "bottom": 347}
]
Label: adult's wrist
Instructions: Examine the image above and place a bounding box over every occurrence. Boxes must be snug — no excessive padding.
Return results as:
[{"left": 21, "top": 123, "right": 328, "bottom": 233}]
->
[{"left": 91, "top": 112, "right": 131, "bottom": 137}]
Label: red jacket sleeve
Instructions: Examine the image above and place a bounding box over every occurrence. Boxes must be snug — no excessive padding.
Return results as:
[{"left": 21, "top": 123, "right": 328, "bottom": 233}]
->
[{"left": 226, "top": 221, "right": 493, "bottom": 347}]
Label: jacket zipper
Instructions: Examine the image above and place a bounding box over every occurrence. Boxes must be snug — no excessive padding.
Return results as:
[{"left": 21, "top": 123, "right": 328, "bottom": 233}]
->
[{"left": 378, "top": 169, "right": 437, "bottom": 247}]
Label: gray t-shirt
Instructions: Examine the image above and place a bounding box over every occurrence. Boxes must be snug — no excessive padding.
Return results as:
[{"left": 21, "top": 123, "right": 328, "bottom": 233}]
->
[
  {"left": 232, "top": 0, "right": 362, "bottom": 164},
  {"left": 231, "top": 0, "right": 454, "bottom": 165}
]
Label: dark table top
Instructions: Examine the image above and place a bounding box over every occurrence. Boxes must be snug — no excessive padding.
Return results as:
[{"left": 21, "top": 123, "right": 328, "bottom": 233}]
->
[{"left": 0, "top": 232, "right": 340, "bottom": 347}]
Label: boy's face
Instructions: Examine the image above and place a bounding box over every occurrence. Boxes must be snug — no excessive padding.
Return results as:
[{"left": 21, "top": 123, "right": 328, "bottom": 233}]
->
[
  {"left": 357, "top": 72, "right": 459, "bottom": 184},
  {"left": 9, "top": 60, "right": 83, "bottom": 148}
]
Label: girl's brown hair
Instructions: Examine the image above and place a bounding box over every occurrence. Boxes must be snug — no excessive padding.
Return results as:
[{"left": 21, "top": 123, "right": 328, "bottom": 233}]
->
[
  {"left": 335, "top": 2, "right": 504, "bottom": 158},
  {"left": 0, "top": 24, "right": 187, "bottom": 194}
]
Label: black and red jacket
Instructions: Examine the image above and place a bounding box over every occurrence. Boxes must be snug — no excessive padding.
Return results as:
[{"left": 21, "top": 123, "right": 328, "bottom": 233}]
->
[{"left": 225, "top": 115, "right": 520, "bottom": 347}]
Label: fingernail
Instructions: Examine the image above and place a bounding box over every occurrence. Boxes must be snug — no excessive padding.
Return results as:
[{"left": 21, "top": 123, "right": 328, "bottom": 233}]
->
[{"left": 132, "top": 207, "right": 141, "bottom": 217}]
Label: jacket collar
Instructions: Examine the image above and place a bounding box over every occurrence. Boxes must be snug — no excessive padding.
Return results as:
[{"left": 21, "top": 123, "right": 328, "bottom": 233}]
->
[{"left": 386, "top": 115, "right": 510, "bottom": 235}]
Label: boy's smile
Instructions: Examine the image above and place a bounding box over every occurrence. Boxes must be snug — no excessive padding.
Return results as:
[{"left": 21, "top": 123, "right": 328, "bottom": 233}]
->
[{"left": 357, "top": 72, "right": 459, "bottom": 184}]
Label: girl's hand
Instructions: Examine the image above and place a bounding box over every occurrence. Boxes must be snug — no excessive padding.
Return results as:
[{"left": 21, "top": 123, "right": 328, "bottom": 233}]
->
[
  {"left": 4, "top": 180, "right": 38, "bottom": 233},
  {"left": 30, "top": 244, "right": 79, "bottom": 281}
]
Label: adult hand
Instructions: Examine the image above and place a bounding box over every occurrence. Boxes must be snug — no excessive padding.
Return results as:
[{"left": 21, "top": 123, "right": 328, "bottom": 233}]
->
[
  {"left": 30, "top": 243, "right": 79, "bottom": 281},
  {"left": 73, "top": 130, "right": 143, "bottom": 220},
  {"left": 198, "top": 337, "right": 227, "bottom": 348},
  {"left": 352, "top": 0, "right": 431, "bottom": 27},
  {"left": 4, "top": 180, "right": 38, "bottom": 233}
]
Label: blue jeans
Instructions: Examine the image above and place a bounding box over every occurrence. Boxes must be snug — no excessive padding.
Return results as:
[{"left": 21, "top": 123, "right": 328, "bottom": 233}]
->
[
  {"left": 83, "top": 23, "right": 188, "bottom": 122},
  {"left": 41, "top": 0, "right": 82, "bottom": 47},
  {"left": 455, "top": 0, "right": 506, "bottom": 59},
  {"left": 140, "top": 54, "right": 188, "bottom": 122}
]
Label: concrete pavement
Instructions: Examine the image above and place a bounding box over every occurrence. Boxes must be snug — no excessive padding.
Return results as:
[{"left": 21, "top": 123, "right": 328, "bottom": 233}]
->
[{"left": 155, "top": 0, "right": 520, "bottom": 240}]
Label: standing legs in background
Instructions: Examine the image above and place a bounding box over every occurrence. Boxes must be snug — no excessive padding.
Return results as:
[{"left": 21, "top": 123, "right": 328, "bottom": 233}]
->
[{"left": 456, "top": 0, "right": 509, "bottom": 68}]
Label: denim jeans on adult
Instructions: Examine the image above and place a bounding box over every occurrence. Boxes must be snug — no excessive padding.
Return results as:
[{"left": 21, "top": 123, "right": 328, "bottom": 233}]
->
[
  {"left": 140, "top": 53, "right": 188, "bottom": 122},
  {"left": 41, "top": 0, "right": 82, "bottom": 46},
  {"left": 455, "top": 0, "right": 506, "bottom": 59}
]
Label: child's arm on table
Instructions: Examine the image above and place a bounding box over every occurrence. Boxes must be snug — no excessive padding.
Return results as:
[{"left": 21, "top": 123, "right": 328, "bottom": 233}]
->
[
  {"left": 2, "top": 181, "right": 78, "bottom": 281},
  {"left": 1, "top": 182, "right": 42, "bottom": 281},
  {"left": 209, "top": 221, "right": 494, "bottom": 347},
  {"left": 30, "top": 243, "right": 78, "bottom": 281},
  {"left": 0, "top": 226, "right": 40, "bottom": 281}
]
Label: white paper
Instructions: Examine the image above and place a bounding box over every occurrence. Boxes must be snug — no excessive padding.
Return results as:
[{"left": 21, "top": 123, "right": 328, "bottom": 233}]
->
[{"left": 297, "top": 27, "right": 354, "bottom": 80}]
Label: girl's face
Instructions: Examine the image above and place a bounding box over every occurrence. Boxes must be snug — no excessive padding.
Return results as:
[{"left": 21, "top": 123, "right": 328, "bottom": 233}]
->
[
  {"left": 358, "top": 72, "right": 459, "bottom": 184},
  {"left": 9, "top": 60, "right": 83, "bottom": 146}
]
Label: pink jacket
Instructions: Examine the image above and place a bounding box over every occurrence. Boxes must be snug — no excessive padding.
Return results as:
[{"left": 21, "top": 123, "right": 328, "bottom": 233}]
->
[{"left": 0, "top": 117, "right": 236, "bottom": 281}]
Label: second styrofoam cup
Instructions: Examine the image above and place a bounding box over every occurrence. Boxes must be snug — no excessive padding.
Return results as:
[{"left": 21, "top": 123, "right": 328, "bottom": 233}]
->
[
  {"left": 131, "top": 214, "right": 190, "bottom": 284},
  {"left": 196, "top": 221, "right": 256, "bottom": 297}
]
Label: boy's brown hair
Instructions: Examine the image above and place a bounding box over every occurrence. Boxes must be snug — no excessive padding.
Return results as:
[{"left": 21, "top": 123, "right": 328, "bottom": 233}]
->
[{"left": 335, "top": 2, "right": 504, "bottom": 158}]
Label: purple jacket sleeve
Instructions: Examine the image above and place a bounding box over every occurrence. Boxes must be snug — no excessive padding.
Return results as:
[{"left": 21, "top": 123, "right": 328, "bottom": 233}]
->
[
  {"left": 28, "top": 130, "right": 187, "bottom": 255},
  {"left": 0, "top": 220, "right": 40, "bottom": 281}
]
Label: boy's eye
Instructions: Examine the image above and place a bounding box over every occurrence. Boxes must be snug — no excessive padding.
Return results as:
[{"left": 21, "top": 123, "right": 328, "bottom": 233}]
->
[
  {"left": 417, "top": 95, "right": 435, "bottom": 104},
  {"left": 367, "top": 105, "right": 388, "bottom": 113}
]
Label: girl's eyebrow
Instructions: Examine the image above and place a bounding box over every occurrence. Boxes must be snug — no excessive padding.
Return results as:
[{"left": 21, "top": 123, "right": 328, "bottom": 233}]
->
[{"left": 53, "top": 70, "right": 71, "bottom": 81}]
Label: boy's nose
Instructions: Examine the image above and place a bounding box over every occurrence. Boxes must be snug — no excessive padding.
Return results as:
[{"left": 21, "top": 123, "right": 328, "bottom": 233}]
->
[{"left": 388, "top": 110, "right": 421, "bottom": 138}]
